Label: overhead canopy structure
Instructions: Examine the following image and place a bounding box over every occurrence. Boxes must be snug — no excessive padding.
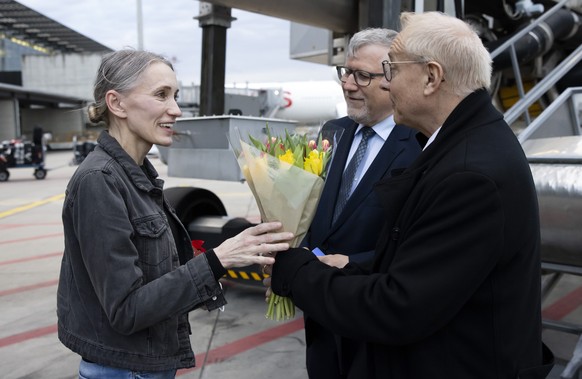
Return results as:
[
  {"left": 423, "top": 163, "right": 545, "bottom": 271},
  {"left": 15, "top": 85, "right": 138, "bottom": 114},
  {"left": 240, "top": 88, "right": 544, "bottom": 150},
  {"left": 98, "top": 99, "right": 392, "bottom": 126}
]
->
[
  {"left": 0, "top": 81, "right": 86, "bottom": 107},
  {"left": 200, "top": 0, "right": 404, "bottom": 33},
  {"left": 0, "top": 0, "right": 112, "bottom": 54},
  {"left": 0, "top": 1, "right": 111, "bottom": 143}
]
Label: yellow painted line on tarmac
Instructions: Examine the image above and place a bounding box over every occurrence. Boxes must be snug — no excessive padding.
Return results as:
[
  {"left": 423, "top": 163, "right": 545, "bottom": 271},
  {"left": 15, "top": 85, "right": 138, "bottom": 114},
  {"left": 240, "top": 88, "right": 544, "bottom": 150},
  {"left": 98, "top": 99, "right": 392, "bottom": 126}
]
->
[{"left": 0, "top": 193, "right": 65, "bottom": 219}]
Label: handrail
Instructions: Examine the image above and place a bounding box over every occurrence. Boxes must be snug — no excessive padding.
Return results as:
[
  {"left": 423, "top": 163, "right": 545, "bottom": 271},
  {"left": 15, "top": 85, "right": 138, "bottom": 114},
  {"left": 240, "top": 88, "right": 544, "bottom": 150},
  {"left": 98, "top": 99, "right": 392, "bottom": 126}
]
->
[
  {"left": 516, "top": 86, "right": 582, "bottom": 143},
  {"left": 489, "top": 0, "right": 575, "bottom": 126},
  {"left": 504, "top": 44, "right": 582, "bottom": 126}
]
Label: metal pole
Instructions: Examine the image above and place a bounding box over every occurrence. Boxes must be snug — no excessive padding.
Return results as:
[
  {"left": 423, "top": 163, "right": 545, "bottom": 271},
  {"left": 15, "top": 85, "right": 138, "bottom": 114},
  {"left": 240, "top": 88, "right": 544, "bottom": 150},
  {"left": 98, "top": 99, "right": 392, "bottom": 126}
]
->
[
  {"left": 359, "top": 0, "right": 401, "bottom": 30},
  {"left": 137, "top": 0, "right": 144, "bottom": 50},
  {"left": 195, "top": 2, "right": 235, "bottom": 116}
]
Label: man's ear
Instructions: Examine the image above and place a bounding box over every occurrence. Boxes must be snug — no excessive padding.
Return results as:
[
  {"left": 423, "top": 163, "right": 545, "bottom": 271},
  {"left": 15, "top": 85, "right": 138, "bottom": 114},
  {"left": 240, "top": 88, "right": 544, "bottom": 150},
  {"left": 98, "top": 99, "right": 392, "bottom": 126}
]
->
[
  {"left": 424, "top": 61, "right": 445, "bottom": 95},
  {"left": 105, "top": 90, "right": 127, "bottom": 119}
]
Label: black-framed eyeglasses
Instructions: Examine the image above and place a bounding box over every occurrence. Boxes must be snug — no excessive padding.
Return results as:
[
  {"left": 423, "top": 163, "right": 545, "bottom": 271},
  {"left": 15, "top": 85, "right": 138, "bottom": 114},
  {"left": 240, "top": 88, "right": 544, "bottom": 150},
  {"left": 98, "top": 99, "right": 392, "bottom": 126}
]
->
[
  {"left": 336, "top": 66, "right": 385, "bottom": 87},
  {"left": 381, "top": 60, "right": 426, "bottom": 81}
]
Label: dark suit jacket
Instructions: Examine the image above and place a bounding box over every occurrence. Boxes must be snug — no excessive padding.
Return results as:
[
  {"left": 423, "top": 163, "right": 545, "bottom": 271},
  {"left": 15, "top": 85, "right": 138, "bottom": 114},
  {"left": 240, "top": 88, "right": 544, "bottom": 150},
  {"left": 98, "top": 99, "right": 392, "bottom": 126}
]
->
[
  {"left": 273, "top": 90, "right": 553, "bottom": 378},
  {"left": 304, "top": 116, "right": 421, "bottom": 263},
  {"left": 301, "top": 116, "right": 421, "bottom": 378}
]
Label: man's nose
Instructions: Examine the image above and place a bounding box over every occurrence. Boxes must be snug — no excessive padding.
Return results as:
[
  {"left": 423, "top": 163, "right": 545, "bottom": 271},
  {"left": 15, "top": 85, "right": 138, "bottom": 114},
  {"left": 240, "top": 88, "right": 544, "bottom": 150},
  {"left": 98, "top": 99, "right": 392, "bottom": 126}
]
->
[
  {"left": 342, "top": 74, "right": 359, "bottom": 90},
  {"left": 379, "top": 76, "right": 390, "bottom": 91}
]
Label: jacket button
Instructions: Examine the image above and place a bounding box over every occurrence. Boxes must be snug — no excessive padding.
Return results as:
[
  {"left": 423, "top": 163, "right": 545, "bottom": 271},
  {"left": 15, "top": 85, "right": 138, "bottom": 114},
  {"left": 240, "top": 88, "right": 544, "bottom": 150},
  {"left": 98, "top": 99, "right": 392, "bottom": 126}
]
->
[
  {"left": 212, "top": 296, "right": 217, "bottom": 301},
  {"left": 391, "top": 227, "right": 400, "bottom": 241}
]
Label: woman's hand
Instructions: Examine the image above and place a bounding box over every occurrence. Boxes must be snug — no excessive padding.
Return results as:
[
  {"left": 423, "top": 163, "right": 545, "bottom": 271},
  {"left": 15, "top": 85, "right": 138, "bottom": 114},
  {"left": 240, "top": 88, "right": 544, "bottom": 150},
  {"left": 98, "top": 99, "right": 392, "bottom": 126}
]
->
[{"left": 213, "top": 221, "right": 293, "bottom": 269}]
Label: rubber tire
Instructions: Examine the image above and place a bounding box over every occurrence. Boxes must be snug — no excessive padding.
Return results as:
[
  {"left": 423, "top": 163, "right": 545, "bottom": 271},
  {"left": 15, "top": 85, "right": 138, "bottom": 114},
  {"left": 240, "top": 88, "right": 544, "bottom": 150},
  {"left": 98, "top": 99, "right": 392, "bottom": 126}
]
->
[
  {"left": 34, "top": 169, "right": 47, "bottom": 180},
  {"left": 164, "top": 187, "right": 227, "bottom": 226},
  {"left": 0, "top": 170, "right": 9, "bottom": 182}
]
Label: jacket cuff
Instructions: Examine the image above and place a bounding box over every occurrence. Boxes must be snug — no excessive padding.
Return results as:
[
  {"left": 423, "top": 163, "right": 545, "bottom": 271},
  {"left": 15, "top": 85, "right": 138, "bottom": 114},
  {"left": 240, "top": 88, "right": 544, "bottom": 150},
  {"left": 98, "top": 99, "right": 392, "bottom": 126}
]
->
[
  {"left": 205, "top": 249, "right": 227, "bottom": 280},
  {"left": 271, "top": 248, "right": 317, "bottom": 297},
  {"left": 186, "top": 254, "right": 227, "bottom": 311}
]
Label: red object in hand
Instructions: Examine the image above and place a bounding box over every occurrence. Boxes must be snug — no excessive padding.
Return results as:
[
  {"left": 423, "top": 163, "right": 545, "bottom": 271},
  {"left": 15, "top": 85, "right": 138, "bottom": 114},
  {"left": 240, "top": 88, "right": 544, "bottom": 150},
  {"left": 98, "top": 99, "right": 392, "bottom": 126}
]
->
[{"left": 191, "top": 240, "right": 206, "bottom": 256}]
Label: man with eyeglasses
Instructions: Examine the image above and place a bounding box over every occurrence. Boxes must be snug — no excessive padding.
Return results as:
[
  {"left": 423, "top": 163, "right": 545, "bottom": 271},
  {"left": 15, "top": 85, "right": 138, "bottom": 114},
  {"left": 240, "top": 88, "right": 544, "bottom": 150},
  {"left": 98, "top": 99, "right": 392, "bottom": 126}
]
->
[
  {"left": 270, "top": 12, "right": 553, "bottom": 378},
  {"left": 299, "top": 27, "right": 421, "bottom": 379}
]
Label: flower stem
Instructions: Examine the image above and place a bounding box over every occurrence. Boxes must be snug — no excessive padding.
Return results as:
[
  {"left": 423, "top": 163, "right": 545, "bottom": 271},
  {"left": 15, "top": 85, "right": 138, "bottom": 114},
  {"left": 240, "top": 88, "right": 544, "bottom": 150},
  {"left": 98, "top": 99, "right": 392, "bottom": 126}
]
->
[{"left": 265, "top": 293, "right": 296, "bottom": 321}]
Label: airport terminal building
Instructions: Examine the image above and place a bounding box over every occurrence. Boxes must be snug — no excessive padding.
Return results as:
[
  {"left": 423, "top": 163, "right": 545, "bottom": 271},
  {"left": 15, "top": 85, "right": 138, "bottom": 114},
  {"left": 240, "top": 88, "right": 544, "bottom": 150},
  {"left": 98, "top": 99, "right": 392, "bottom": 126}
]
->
[{"left": 0, "top": 0, "right": 113, "bottom": 146}]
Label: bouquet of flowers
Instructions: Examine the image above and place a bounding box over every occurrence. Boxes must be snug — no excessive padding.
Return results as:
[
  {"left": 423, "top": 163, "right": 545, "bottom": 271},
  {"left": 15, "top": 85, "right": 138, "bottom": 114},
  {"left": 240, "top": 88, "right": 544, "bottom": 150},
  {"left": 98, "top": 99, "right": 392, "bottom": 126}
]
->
[{"left": 233, "top": 125, "right": 342, "bottom": 320}]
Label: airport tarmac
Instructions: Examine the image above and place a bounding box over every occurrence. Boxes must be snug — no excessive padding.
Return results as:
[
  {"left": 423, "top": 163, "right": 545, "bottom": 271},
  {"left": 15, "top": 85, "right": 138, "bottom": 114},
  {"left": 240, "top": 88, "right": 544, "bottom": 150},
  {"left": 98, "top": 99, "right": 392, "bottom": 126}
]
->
[{"left": 0, "top": 150, "right": 581, "bottom": 378}]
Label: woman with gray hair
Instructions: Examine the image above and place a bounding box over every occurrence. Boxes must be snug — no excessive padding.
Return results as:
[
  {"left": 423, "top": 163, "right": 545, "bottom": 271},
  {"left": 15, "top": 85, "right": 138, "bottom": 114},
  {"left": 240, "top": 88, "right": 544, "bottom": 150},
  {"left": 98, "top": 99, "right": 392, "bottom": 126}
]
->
[{"left": 57, "top": 49, "right": 293, "bottom": 378}]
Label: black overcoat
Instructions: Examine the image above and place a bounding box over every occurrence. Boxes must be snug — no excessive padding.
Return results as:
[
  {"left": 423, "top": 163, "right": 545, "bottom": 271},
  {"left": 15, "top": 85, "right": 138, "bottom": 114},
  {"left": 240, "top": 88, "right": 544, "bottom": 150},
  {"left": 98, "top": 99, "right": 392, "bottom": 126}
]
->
[{"left": 273, "top": 90, "right": 553, "bottom": 378}]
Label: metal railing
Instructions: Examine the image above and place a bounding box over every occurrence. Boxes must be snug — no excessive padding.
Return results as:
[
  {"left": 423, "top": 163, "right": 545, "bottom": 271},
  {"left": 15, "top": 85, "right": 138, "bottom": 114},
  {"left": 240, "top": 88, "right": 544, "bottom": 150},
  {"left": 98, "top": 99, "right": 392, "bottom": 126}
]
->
[{"left": 490, "top": 0, "right": 582, "bottom": 126}]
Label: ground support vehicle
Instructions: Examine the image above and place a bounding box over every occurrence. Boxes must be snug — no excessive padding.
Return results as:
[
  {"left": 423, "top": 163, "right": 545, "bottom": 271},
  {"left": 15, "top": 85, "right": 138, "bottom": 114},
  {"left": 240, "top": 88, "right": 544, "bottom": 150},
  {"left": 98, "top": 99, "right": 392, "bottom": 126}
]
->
[
  {"left": 70, "top": 134, "right": 98, "bottom": 166},
  {"left": 0, "top": 128, "right": 47, "bottom": 182}
]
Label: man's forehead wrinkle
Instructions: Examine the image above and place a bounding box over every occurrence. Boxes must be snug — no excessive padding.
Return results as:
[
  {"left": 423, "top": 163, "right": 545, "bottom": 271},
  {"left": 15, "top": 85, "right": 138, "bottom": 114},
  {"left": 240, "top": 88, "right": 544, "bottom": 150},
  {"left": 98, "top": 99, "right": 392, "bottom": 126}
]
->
[{"left": 389, "top": 37, "right": 406, "bottom": 58}]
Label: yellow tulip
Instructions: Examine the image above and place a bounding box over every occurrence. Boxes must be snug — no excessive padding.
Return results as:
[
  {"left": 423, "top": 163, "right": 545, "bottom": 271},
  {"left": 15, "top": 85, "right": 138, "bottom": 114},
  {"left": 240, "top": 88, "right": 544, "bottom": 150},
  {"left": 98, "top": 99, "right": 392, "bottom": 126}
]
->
[
  {"left": 278, "top": 149, "right": 295, "bottom": 165},
  {"left": 304, "top": 150, "right": 323, "bottom": 176}
]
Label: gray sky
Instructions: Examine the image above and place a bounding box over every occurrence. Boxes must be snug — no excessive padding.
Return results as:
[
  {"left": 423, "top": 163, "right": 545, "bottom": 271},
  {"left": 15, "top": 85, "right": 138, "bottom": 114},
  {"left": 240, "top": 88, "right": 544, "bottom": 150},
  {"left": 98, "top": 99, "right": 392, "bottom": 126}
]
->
[{"left": 17, "top": 0, "right": 336, "bottom": 86}]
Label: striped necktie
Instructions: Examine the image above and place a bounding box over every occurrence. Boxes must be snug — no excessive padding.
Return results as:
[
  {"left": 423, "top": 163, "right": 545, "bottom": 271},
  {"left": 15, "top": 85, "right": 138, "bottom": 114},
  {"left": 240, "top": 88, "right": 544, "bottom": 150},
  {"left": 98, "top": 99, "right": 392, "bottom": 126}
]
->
[{"left": 333, "top": 127, "right": 375, "bottom": 224}]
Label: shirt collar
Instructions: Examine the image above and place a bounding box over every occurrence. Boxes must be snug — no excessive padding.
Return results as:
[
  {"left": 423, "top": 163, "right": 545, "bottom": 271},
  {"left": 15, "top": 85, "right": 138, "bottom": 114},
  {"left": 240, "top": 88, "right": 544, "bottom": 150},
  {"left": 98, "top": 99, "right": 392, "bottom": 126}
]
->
[
  {"left": 354, "top": 114, "right": 396, "bottom": 141},
  {"left": 423, "top": 126, "right": 442, "bottom": 150}
]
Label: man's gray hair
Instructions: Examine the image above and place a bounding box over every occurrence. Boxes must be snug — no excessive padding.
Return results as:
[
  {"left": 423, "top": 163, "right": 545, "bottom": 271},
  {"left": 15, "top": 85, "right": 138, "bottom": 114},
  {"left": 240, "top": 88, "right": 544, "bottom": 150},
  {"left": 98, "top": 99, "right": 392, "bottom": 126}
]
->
[{"left": 346, "top": 28, "right": 398, "bottom": 58}]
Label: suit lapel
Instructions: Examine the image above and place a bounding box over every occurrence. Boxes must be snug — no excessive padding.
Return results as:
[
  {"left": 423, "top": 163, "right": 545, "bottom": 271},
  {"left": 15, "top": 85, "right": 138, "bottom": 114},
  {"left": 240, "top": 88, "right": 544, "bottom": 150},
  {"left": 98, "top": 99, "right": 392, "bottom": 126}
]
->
[
  {"left": 329, "top": 124, "right": 413, "bottom": 232},
  {"left": 308, "top": 119, "right": 357, "bottom": 243}
]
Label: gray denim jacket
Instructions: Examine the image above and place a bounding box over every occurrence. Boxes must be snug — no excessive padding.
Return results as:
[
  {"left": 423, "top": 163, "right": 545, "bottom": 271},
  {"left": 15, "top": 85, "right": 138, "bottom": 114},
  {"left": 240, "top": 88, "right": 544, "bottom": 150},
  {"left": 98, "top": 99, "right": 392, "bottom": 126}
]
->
[{"left": 57, "top": 131, "right": 226, "bottom": 371}]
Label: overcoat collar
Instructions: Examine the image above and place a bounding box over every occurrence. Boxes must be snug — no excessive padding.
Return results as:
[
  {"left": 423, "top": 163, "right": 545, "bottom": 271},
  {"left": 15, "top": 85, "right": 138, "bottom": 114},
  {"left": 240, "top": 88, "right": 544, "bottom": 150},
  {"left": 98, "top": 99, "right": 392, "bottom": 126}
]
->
[{"left": 372, "top": 89, "right": 502, "bottom": 270}]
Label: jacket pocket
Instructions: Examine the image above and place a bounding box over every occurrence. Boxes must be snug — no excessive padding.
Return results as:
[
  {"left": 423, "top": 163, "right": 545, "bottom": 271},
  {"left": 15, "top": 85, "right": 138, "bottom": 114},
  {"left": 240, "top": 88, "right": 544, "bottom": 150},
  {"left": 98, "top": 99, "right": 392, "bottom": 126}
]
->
[
  {"left": 134, "top": 214, "right": 168, "bottom": 238},
  {"left": 133, "top": 214, "right": 170, "bottom": 268}
]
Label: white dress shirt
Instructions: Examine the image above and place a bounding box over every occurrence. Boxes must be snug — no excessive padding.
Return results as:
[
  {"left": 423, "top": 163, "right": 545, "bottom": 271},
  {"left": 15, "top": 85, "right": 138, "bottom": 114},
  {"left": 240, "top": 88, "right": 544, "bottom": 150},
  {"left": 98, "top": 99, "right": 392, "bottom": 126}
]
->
[
  {"left": 423, "top": 126, "right": 442, "bottom": 150},
  {"left": 344, "top": 115, "right": 396, "bottom": 195}
]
